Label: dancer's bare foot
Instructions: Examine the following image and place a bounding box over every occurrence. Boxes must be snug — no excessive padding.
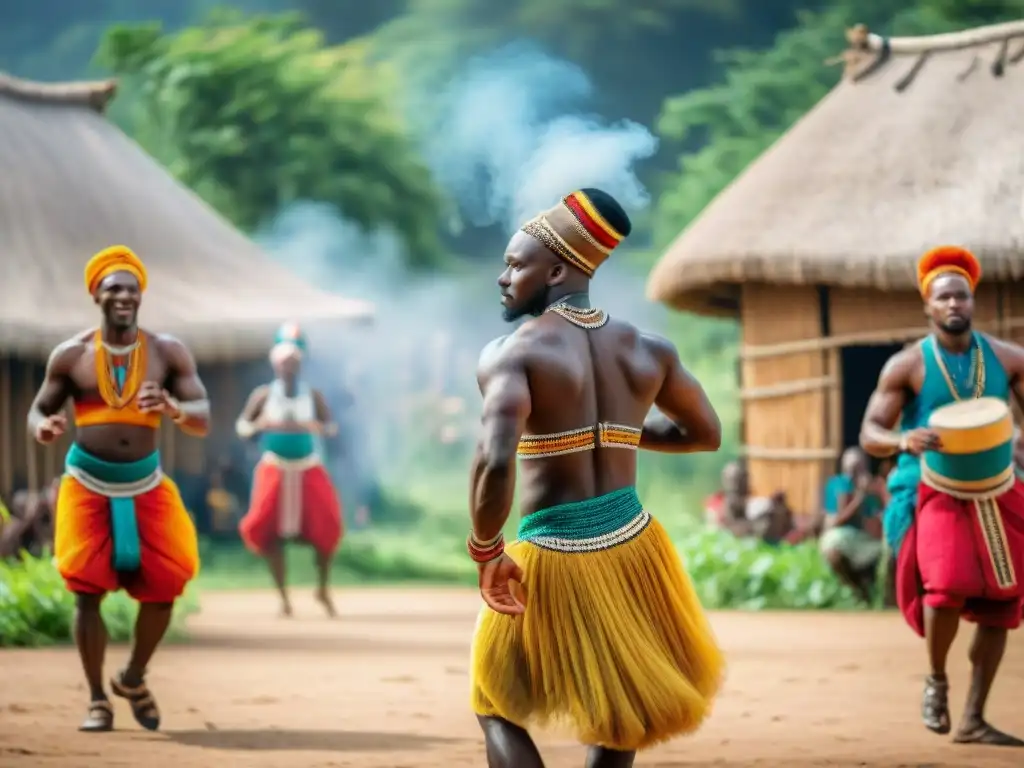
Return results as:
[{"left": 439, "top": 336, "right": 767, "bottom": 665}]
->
[
  {"left": 315, "top": 587, "right": 337, "bottom": 618},
  {"left": 279, "top": 599, "right": 293, "bottom": 618}
]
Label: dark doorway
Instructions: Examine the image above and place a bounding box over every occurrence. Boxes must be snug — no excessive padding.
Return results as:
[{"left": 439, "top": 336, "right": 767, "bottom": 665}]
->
[{"left": 840, "top": 343, "right": 904, "bottom": 458}]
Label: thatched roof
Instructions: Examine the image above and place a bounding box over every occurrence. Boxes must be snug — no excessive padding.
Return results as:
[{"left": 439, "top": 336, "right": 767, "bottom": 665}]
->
[
  {"left": 0, "top": 73, "right": 374, "bottom": 360},
  {"left": 647, "top": 20, "right": 1024, "bottom": 317}
]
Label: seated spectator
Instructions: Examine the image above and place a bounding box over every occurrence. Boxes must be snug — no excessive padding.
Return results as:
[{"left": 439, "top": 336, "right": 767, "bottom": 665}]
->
[
  {"left": 206, "top": 468, "right": 242, "bottom": 539},
  {"left": 705, "top": 461, "right": 802, "bottom": 544},
  {"left": 820, "top": 447, "right": 884, "bottom": 604}
]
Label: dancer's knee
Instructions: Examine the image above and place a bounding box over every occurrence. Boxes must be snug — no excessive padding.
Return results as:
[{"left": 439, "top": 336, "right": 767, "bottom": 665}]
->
[{"left": 74, "top": 592, "right": 103, "bottom": 612}]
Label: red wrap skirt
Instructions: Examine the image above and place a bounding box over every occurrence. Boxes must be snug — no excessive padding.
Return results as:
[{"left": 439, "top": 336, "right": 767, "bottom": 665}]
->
[
  {"left": 239, "top": 454, "right": 343, "bottom": 557},
  {"left": 896, "top": 480, "right": 1024, "bottom": 636}
]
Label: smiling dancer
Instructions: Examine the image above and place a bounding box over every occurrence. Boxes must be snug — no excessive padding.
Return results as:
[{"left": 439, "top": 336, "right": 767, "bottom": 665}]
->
[
  {"left": 860, "top": 246, "right": 1024, "bottom": 747},
  {"left": 29, "top": 245, "right": 209, "bottom": 733},
  {"left": 468, "top": 189, "right": 725, "bottom": 767},
  {"left": 236, "top": 323, "right": 344, "bottom": 618}
]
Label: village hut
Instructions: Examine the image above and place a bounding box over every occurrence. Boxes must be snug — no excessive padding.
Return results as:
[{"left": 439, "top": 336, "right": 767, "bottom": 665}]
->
[
  {"left": 0, "top": 73, "right": 375, "bottom": 498},
  {"left": 645, "top": 20, "right": 1024, "bottom": 517}
]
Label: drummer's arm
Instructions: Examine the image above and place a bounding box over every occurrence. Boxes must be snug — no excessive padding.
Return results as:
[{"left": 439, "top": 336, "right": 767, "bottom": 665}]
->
[
  {"left": 996, "top": 340, "right": 1024, "bottom": 467},
  {"left": 859, "top": 352, "right": 915, "bottom": 458}
]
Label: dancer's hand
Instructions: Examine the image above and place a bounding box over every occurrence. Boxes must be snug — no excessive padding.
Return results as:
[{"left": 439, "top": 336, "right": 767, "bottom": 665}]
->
[
  {"left": 478, "top": 553, "right": 526, "bottom": 615},
  {"left": 901, "top": 428, "right": 941, "bottom": 455},
  {"left": 35, "top": 414, "right": 66, "bottom": 444},
  {"left": 137, "top": 381, "right": 178, "bottom": 416}
]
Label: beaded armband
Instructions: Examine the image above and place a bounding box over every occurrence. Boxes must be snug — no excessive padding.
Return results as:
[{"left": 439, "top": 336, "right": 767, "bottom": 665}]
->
[{"left": 467, "top": 532, "right": 505, "bottom": 563}]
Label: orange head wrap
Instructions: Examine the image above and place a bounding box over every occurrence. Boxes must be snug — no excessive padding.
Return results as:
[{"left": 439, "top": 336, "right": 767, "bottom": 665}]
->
[
  {"left": 84, "top": 245, "right": 148, "bottom": 296},
  {"left": 917, "top": 245, "right": 981, "bottom": 299}
]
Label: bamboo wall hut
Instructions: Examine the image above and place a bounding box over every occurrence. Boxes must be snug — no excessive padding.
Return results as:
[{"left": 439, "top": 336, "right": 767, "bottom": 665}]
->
[
  {"left": 646, "top": 20, "right": 1024, "bottom": 517},
  {"left": 0, "top": 73, "right": 374, "bottom": 499}
]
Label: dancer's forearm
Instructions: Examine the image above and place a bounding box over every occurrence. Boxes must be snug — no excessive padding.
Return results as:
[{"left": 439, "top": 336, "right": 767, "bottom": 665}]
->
[{"left": 470, "top": 450, "right": 515, "bottom": 543}]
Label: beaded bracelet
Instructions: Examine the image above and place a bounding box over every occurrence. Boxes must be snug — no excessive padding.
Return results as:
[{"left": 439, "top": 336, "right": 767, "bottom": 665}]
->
[{"left": 467, "top": 532, "right": 505, "bottom": 563}]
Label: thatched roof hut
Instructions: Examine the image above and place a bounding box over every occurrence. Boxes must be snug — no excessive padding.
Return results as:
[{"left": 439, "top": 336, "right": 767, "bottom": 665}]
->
[
  {"left": 0, "top": 73, "right": 374, "bottom": 361},
  {"left": 646, "top": 20, "right": 1024, "bottom": 515},
  {"left": 0, "top": 73, "right": 375, "bottom": 496}
]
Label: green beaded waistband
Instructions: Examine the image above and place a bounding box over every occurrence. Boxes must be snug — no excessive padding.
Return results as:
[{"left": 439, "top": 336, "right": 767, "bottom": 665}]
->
[{"left": 517, "top": 486, "right": 649, "bottom": 553}]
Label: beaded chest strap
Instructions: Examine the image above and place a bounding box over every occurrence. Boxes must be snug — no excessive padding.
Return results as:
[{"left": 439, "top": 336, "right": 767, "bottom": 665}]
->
[{"left": 517, "top": 422, "right": 642, "bottom": 459}]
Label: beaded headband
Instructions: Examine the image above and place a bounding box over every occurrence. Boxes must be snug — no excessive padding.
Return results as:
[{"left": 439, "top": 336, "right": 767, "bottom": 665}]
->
[{"left": 520, "top": 191, "right": 625, "bottom": 277}]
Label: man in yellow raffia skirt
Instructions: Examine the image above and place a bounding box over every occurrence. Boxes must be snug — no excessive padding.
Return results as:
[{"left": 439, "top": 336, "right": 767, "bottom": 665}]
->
[{"left": 467, "top": 188, "right": 725, "bottom": 767}]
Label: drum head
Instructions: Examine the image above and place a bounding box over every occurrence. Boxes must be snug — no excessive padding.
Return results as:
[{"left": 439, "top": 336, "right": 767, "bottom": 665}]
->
[{"left": 928, "top": 396, "right": 1010, "bottom": 428}]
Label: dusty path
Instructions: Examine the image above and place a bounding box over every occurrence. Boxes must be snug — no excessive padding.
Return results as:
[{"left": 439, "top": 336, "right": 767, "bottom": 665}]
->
[{"left": 1, "top": 588, "right": 1023, "bottom": 767}]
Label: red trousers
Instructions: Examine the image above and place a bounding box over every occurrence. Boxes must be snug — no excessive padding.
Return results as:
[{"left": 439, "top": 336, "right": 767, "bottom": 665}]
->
[
  {"left": 896, "top": 480, "right": 1024, "bottom": 636},
  {"left": 239, "top": 457, "right": 343, "bottom": 557}
]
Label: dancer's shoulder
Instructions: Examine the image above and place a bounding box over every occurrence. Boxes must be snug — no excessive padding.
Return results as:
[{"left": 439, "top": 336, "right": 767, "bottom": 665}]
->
[
  {"left": 877, "top": 344, "right": 921, "bottom": 388},
  {"left": 45, "top": 333, "right": 91, "bottom": 372}
]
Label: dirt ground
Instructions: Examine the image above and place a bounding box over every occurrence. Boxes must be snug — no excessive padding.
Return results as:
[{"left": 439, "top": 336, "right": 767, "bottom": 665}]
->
[{"left": 1, "top": 589, "right": 1023, "bottom": 768}]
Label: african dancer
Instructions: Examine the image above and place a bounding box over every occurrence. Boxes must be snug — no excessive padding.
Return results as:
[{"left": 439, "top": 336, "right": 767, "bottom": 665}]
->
[
  {"left": 29, "top": 245, "right": 209, "bottom": 732},
  {"left": 467, "top": 188, "right": 725, "bottom": 767},
  {"left": 236, "top": 322, "right": 343, "bottom": 617},
  {"left": 860, "top": 246, "right": 1024, "bottom": 746}
]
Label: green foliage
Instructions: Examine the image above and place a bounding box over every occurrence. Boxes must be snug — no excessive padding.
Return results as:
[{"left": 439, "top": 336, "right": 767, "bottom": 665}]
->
[
  {"left": 197, "top": 513, "right": 867, "bottom": 611},
  {"left": 361, "top": 486, "right": 426, "bottom": 528},
  {"left": 96, "top": 12, "right": 447, "bottom": 266},
  {"left": 678, "top": 528, "right": 859, "bottom": 609},
  {"left": 196, "top": 531, "right": 476, "bottom": 589},
  {"left": 0, "top": 552, "right": 200, "bottom": 648}
]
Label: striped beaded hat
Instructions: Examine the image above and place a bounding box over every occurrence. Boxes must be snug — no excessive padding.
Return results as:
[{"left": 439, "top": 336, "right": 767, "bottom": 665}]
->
[{"left": 520, "top": 189, "right": 630, "bottom": 277}]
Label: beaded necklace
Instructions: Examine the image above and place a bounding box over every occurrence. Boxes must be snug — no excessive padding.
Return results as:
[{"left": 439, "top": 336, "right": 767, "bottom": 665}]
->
[
  {"left": 932, "top": 333, "right": 984, "bottom": 401},
  {"left": 545, "top": 297, "right": 608, "bottom": 329},
  {"left": 94, "top": 330, "right": 146, "bottom": 409}
]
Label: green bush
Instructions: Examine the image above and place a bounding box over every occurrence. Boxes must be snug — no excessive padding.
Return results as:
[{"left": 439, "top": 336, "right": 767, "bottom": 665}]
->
[
  {"left": 365, "top": 486, "right": 427, "bottom": 528},
  {"left": 197, "top": 521, "right": 863, "bottom": 610},
  {"left": 196, "top": 530, "right": 476, "bottom": 589},
  {"left": 677, "top": 528, "right": 860, "bottom": 610},
  {"left": 0, "top": 552, "right": 201, "bottom": 648}
]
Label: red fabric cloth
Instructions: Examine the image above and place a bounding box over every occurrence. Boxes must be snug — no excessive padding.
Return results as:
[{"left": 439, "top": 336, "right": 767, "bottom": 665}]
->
[
  {"left": 704, "top": 492, "right": 725, "bottom": 526},
  {"left": 239, "top": 460, "right": 343, "bottom": 557},
  {"left": 896, "top": 480, "right": 1024, "bottom": 636}
]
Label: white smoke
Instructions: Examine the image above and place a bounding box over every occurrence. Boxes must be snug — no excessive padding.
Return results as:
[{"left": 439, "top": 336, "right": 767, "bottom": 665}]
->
[
  {"left": 421, "top": 41, "right": 659, "bottom": 233},
  {"left": 256, "top": 41, "right": 668, "bottom": 508}
]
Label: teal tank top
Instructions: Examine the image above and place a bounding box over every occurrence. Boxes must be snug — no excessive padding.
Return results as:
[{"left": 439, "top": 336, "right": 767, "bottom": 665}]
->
[{"left": 885, "top": 332, "right": 1009, "bottom": 552}]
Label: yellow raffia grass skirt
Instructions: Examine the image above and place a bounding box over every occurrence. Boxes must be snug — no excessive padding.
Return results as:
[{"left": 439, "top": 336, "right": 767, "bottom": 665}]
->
[{"left": 470, "top": 489, "right": 724, "bottom": 752}]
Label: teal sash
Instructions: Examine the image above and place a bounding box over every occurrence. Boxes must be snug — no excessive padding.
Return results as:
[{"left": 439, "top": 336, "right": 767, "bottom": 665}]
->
[
  {"left": 261, "top": 431, "right": 316, "bottom": 460},
  {"left": 65, "top": 444, "right": 162, "bottom": 572},
  {"left": 517, "top": 486, "right": 650, "bottom": 553}
]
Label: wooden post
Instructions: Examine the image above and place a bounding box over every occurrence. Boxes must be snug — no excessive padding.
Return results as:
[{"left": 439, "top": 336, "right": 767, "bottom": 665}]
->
[
  {"left": 826, "top": 347, "right": 843, "bottom": 506},
  {"left": 0, "top": 356, "right": 11, "bottom": 498}
]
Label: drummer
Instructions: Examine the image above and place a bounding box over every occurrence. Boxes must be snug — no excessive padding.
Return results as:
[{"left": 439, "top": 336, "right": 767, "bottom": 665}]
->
[{"left": 860, "top": 246, "right": 1024, "bottom": 747}]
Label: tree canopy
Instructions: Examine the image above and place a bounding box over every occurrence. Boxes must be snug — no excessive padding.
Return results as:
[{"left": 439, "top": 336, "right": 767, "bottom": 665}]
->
[{"left": 97, "top": 12, "right": 447, "bottom": 267}]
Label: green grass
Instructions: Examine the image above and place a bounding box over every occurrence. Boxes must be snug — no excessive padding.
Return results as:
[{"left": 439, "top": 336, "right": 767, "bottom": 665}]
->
[
  {"left": 197, "top": 463, "right": 867, "bottom": 612},
  {"left": 0, "top": 551, "right": 200, "bottom": 648}
]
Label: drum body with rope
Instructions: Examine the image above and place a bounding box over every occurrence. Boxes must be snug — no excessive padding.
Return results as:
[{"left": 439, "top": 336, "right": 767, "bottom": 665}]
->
[{"left": 922, "top": 397, "right": 1016, "bottom": 499}]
